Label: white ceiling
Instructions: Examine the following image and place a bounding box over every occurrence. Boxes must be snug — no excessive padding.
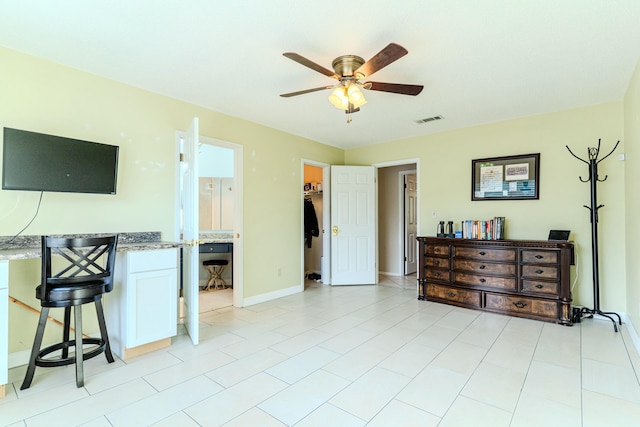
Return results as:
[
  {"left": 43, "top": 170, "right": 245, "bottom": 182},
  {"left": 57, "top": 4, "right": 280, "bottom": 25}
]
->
[{"left": 1, "top": 1, "right": 639, "bottom": 149}]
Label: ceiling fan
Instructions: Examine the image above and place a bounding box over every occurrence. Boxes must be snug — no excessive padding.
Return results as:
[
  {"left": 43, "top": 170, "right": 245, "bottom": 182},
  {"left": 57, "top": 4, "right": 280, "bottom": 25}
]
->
[{"left": 280, "top": 42, "right": 423, "bottom": 122}]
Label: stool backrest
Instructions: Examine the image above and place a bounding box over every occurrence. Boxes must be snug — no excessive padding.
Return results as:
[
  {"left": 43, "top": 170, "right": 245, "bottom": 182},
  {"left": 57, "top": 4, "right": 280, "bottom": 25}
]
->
[{"left": 41, "top": 235, "right": 118, "bottom": 299}]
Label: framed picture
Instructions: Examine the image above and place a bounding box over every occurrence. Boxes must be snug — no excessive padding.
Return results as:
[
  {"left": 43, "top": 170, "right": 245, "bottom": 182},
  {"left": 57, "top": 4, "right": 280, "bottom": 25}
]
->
[{"left": 472, "top": 153, "right": 540, "bottom": 201}]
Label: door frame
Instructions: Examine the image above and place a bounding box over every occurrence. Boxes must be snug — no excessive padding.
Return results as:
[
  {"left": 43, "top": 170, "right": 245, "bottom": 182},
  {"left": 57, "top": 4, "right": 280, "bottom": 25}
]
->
[
  {"left": 176, "top": 134, "right": 244, "bottom": 309},
  {"left": 301, "top": 159, "right": 331, "bottom": 285},
  {"left": 373, "top": 158, "right": 420, "bottom": 276}
]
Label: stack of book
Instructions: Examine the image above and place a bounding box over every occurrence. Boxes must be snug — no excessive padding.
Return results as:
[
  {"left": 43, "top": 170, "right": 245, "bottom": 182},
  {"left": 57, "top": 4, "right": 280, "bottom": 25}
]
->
[{"left": 461, "top": 217, "right": 505, "bottom": 240}]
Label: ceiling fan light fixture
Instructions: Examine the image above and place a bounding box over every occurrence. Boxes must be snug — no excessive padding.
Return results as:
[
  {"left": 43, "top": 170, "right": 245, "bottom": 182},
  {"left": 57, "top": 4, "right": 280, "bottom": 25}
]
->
[{"left": 328, "top": 83, "right": 367, "bottom": 110}]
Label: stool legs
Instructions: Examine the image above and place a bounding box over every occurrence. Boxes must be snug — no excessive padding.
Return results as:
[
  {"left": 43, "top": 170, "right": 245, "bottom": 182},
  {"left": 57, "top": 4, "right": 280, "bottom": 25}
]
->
[
  {"left": 203, "top": 265, "right": 228, "bottom": 291},
  {"left": 20, "top": 301, "right": 115, "bottom": 390},
  {"left": 74, "top": 305, "right": 84, "bottom": 387},
  {"left": 21, "top": 307, "right": 49, "bottom": 390},
  {"left": 95, "top": 299, "right": 115, "bottom": 363}
]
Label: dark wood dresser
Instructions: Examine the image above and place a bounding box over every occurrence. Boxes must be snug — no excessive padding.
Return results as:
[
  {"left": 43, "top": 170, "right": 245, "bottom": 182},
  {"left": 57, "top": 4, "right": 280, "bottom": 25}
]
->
[{"left": 417, "top": 236, "right": 574, "bottom": 325}]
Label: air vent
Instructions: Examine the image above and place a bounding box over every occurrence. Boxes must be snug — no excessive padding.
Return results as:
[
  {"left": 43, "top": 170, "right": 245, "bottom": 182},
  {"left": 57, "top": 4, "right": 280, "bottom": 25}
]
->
[{"left": 415, "top": 115, "right": 443, "bottom": 124}]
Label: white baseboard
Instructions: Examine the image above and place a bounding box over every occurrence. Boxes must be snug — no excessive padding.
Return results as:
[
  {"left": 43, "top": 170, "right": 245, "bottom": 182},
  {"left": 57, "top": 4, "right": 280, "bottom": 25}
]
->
[{"left": 242, "top": 284, "right": 303, "bottom": 307}]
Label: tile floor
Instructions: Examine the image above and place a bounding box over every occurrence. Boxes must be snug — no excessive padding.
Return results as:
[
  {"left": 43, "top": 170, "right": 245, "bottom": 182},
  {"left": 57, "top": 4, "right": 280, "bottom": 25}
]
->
[{"left": 2, "top": 274, "right": 640, "bottom": 426}]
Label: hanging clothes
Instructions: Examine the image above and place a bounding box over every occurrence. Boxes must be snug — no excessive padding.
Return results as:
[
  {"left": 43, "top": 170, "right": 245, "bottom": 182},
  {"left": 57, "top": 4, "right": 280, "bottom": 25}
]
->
[{"left": 304, "top": 198, "right": 319, "bottom": 248}]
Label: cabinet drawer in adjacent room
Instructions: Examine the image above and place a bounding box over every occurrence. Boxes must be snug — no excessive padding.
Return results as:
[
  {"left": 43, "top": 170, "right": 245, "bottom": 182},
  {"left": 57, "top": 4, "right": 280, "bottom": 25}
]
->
[
  {"left": 453, "top": 272, "right": 516, "bottom": 290},
  {"left": 426, "top": 283, "right": 481, "bottom": 308},
  {"left": 521, "top": 279, "right": 559, "bottom": 296},
  {"left": 453, "top": 259, "right": 515, "bottom": 275},
  {"left": 521, "top": 250, "right": 558, "bottom": 264},
  {"left": 485, "top": 293, "right": 557, "bottom": 318},
  {"left": 521, "top": 265, "right": 559, "bottom": 280},
  {"left": 454, "top": 247, "right": 516, "bottom": 262}
]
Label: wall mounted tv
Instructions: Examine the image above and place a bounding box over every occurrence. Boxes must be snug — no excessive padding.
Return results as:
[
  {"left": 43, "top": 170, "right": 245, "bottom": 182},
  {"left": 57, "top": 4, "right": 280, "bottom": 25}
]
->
[{"left": 2, "top": 127, "right": 119, "bottom": 194}]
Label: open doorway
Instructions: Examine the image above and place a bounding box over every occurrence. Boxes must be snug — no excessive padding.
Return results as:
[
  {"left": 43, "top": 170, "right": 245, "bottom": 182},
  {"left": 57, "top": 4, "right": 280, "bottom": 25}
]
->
[
  {"left": 176, "top": 127, "right": 244, "bottom": 344},
  {"left": 375, "top": 160, "right": 420, "bottom": 277},
  {"left": 302, "top": 160, "right": 330, "bottom": 287}
]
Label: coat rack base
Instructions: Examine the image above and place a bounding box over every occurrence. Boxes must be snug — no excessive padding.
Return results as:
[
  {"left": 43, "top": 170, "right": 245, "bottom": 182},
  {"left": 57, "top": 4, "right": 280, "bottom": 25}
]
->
[{"left": 574, "top": 306, "right": 622, "bottom": 332}]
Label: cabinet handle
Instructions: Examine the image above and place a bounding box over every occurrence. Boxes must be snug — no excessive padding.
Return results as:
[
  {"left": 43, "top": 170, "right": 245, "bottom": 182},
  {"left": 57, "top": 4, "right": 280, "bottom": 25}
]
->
[
  {"left": 479, "top": 265, "right": 486, "bottom": 270},
  {"left": 479, "top": 278, "right": 486, "bottom": 283},
  {"left": 434, "top": 260, "right": 440, "bottom": 266},
  {"left": 434, "top": 248, "right": 440, "bottom": 253},
  {"left": 434, "top": 272, "right": 440, "bottom": 277},
  {"left": 445, "top": 291, "right": 456, "bottom": 298},
  {"left": 535, "top": 255, "right": 543, "bottom": 259},
  {"left": 536, "top": 269, "right": 544, "bottom": 274},
  {"left": 535, "top": 284, "right": 544, "bottom": 289},
  {"left": 479, "top": 251, "right": 486, "bottom": 256},
  {"left": 513, "top": 301, "right": 527, "bottom": 309}
]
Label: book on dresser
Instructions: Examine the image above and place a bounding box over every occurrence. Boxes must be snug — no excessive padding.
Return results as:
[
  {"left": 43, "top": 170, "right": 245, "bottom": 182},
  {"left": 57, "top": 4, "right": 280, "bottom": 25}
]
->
[{"left": 416, "top": 236, "right": 574, "bottom": 325}]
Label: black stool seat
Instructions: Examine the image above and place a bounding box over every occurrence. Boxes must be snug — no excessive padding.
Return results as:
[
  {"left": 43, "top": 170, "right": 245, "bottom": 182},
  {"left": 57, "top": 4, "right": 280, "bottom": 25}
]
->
[
  {"left": 202, "top": 259, "right": 229, "bottom": 291},
  {"left": 203, "top": 259, "right": 229, "bottom": 266},
  {"left": 21, "top": 235, "right": 118, "bottom": 390}
]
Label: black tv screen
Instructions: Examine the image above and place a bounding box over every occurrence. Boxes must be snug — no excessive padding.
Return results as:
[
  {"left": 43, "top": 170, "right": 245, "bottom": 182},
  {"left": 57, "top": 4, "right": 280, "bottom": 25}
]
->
[{"left": 2, "top": 127, "right": 119, "bottom": 194}]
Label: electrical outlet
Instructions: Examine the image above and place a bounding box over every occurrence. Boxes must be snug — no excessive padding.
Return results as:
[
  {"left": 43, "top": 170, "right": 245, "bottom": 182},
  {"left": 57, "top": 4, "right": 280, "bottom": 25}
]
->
[
  {"left": 277, "top": 268, "right": 282, "bottom": 277},
  {"left": 432, "top": 211, "right": 437, "bottom": 218}
]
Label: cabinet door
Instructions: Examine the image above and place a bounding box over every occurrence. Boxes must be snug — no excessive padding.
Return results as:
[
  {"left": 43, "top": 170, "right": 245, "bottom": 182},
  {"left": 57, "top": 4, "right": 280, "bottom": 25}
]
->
[{"left": 126, "top": 268, "right": 177, "bottom": 348}]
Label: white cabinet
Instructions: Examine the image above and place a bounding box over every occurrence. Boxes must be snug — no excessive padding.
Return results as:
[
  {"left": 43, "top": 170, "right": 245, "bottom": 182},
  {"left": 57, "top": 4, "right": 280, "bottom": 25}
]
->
[
  {"left": 0, "top": 260, "right": 7, "bottom": 396},
  {"left": 107, "top": 248, "right": 178, "bottom": 360}
]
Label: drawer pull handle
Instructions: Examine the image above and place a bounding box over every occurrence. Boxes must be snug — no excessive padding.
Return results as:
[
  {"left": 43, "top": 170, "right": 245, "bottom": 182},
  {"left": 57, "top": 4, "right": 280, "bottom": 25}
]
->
[
  {"left": 445, "top": 291, "right": 456, "bottom": 298},
  {"left": 536, "top": 269, "right": 544, "bottom": 274},
  {"left": 434, "top": 272, "right": 440, "bottom": 277},
  {"left": 434, "top": 260, "right": 440, "bottom": 266},
  {"left": 434, "top": 248, "right": 440, "bottom": 253},
  {"left": 535, "top": 255, "right": 543, "bottom": 259},
  {"left": 479, "top": 265, "right": 486, "bottom": 270},
  {"left": 513, "top": 301, "right": 527, "bottom": 309},
  {"left": 535, "top": 284, "right": 544, "bottom": 289},
  {"left": 479, "top": 251, "right": 486, "bottom": 256},
  {"left": 479, "top": 278, "right": 486, "bottom": 283}
]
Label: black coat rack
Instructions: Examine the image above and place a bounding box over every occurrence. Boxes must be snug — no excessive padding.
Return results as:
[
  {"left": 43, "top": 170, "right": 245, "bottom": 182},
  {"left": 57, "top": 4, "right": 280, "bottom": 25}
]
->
[{"left": 566, "top": 139, "right": 621, "bottom": 332}]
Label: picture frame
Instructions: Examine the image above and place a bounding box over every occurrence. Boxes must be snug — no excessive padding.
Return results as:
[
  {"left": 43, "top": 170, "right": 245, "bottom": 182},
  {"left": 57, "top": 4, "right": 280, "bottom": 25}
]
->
[{"left": 472, "top": 153, "right": 540, "bottom": 201}]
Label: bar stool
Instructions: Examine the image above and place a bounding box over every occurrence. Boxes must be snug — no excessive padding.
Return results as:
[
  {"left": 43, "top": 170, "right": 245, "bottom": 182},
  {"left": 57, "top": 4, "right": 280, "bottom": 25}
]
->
[
  {"left": 21, "top": 235, "right": 118, "bottom": 390},
  {"left": 202, "top": 259, "right": 229, "bottom": 290}
]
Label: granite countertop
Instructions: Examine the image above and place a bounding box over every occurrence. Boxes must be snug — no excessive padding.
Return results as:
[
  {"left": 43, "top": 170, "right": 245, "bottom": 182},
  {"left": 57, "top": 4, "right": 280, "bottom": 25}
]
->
[
  {"left": 199, "top": 231, "right": 234, "bottom": 243},
  {"left": 0, "top": 232, "right": 183, "bottom": 261}
]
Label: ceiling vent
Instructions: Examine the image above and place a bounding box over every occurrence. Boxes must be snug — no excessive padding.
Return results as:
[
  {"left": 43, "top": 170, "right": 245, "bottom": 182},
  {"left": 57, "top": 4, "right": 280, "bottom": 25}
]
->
[{"left": 415, "top": 115, "right": 443, "bottom": 124}]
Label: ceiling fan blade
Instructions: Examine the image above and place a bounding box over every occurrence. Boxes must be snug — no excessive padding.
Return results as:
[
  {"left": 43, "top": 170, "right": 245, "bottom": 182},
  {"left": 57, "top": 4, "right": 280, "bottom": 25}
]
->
[
  {"left": 354, "top": 43, "right": 408, "bottom": 78},
  {"left": 366, "top": 81, "right": 424, "bottom": 96},
  {"left": 283, "top": 52, "right": 339, "bottom": 79},
  {"left": 280, "top": 86, "right": 333, "bottom": 97}
]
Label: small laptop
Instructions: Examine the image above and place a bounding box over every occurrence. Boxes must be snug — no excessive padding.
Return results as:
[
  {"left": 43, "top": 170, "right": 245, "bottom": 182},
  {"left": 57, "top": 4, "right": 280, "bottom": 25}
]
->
[{"left": 548, "top": 230, "right": 570, "bottom": 241}]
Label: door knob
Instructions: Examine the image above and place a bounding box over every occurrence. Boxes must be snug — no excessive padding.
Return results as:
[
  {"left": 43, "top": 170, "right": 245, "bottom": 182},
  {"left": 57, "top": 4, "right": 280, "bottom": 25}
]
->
[{"left": 332, "top": 226, "right": 338, "bottom": 236}]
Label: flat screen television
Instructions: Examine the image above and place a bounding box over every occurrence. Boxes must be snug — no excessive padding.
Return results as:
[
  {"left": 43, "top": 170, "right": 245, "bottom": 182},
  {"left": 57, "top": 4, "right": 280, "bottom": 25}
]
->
[{"left": 2, "top": 127, "right": 119, "bottom": 194}]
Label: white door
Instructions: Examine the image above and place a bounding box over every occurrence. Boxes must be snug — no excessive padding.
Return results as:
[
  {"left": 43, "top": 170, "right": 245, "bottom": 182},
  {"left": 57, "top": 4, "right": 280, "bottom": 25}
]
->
[
  {"left": 404, "top": 173, "right": 418, "bottom": 275},
  {"left": 330, "top": 165, "right": 376, "bottom": 285},
  {"left": 182, "top": 118, "right": 199, "bottom": 345}
]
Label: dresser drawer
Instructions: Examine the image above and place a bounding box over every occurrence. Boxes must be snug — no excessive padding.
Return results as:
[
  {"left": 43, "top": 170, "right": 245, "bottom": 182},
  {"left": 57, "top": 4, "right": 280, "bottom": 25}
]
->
[
  {"left": 454, "top": 272, "right": 516, "bottom": 290},
  {"left": 521, "top": 279, "right": 559, "bottom": 295},
  {"left": 424, "top": 268, "right": 450, "bottom": 282},
  {"left": 454, "top": 247, "right": 516, "bottom": 262},
  {"left": 521, "top": 250, "right": 558, "bottom": 264},
  {"left": 453, "top": 259, "right": 515, "bottom": 275},
  {"left": 521, "top": 265, "right": 559, "bottom": 280},
  {"left": 425, "top": 256, "right": 450, "bottom": 269},
  {"left": 485, "top": 293, "right": 557, "bottom": 318},
  {"left": 426, "top": 243, "right": 449, "bottom": 256},
  {"left": 427, "top": 284, "right": 481, "bottom": 308}
]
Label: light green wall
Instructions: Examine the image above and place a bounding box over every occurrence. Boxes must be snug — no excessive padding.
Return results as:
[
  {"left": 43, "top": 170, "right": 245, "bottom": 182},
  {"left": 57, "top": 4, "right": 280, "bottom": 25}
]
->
[
  {"left": 1, "top": 47, "right": 343, "bottom": 352},
  {"left": 624, "top": 57, "right": 640, "bottom": 332},
  {"left": 346, "top": 103, "right": 626, "bottom": 312}
]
